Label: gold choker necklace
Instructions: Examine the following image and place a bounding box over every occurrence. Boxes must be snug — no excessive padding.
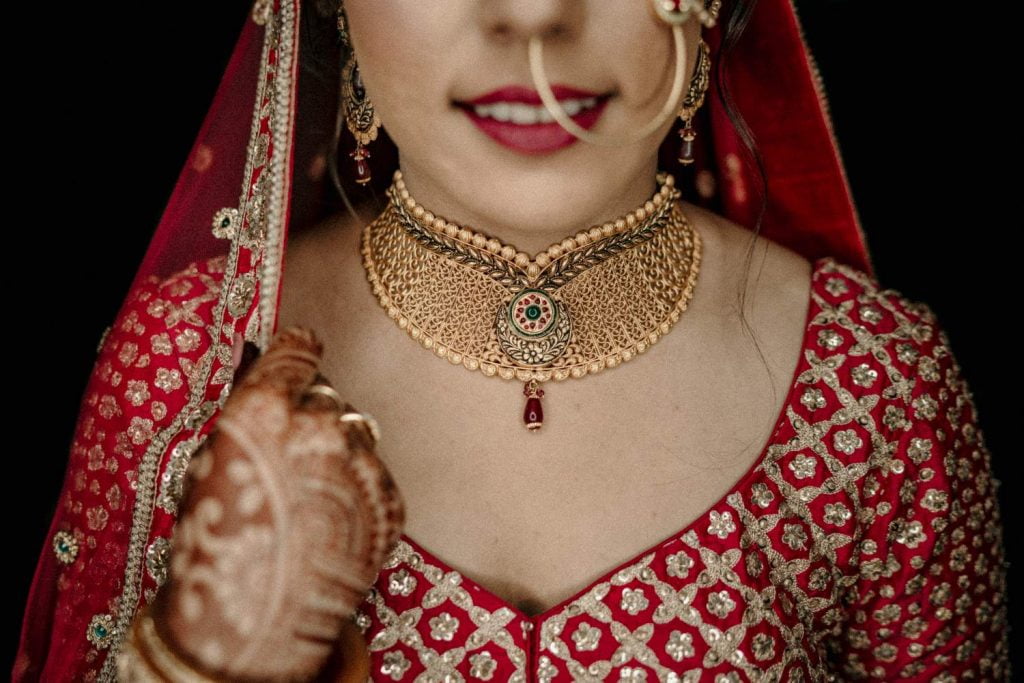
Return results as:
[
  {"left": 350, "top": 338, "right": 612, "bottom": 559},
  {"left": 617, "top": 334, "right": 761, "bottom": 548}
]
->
[{"left": 360, "top": 169, "right": 702, "bottom": 431}]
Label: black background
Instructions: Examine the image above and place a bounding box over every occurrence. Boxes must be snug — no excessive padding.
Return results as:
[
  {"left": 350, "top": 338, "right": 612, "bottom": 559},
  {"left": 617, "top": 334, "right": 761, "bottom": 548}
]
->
[{"left": 10, "top": 1, "right": 1018, "bottom": 675}]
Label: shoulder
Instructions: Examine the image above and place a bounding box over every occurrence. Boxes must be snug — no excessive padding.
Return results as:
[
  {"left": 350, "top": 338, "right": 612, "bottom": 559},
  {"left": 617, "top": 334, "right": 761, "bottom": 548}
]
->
[
  {"left": 682, "top": 201, "right": 814, "bottom": 287},
  {"left": 796, "top": 253, "right": 963, "bottom": 434},
  {"left": 678, "top": 200, "right": 944, "bottom": 356},
  {"left": 100, "top": 254, "right": 235, "bottom": 386},
  {"left": 808, "top": 255, "right": 949, "bottom": 387},
  {"left": 22, "top": 253, "right": 234, "bottom": 680},
  {"left": 79, "top": 251, "right": 233, "bottom": 518},
  {"left": 687, "top": 200, "right": 966, "bottom": 441},
  {"left": 109, "top": 254, "right": 230, "bottom": 339},
  {"left": 89, "top": 254, "right": 234, "bottom": 416},
  {"left": 796, "top": 254, "right": 991, "bottom": 530},
  {"left": 807, "top": 268, "right": 1008, "bottom": 680}
]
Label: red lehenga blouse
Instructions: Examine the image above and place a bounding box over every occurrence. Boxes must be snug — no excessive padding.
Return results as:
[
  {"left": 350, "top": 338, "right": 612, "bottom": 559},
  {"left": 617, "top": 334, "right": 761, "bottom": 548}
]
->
[
  {"left": 9, "top": 0, "right": 1012, "bottom": 680},
  {"left": 346, "top": 256, "right": 1010, "bottom": 682},
  {"left": 14, "top": 250, "right": 1010, "bottom": 681}
]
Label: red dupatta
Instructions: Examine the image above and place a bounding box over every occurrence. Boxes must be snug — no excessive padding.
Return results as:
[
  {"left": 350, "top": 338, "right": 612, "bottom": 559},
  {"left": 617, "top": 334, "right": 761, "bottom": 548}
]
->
[{"left": 13, "top": 0, "right": 873, "bottom": 680}]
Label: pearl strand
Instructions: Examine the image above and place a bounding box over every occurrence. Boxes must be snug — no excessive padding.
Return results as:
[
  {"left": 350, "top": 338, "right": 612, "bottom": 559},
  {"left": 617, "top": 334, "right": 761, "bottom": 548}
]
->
[{"left": 389, "top": 169, "right": 680, "bottom": 276}]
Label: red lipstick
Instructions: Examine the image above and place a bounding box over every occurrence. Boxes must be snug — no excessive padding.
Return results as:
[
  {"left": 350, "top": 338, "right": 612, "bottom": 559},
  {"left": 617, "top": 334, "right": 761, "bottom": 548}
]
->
[{"left": 455, "top": 84, "right": 612, "bottom": 155}]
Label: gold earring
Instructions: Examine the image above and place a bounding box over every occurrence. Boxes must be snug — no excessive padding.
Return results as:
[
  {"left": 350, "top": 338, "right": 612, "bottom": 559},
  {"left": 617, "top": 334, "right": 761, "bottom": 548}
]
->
[
  {"left": 677, "top": 38, "right": 711, "bottom": 165},
  {"left": 337, "top": 3, "right": 381, "bottom": 185}
]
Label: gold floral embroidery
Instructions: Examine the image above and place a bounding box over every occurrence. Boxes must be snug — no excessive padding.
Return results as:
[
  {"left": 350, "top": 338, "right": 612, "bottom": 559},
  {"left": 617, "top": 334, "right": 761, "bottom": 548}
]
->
[
  {"left": 353, "top": 258, "right": 1009, "bottom": 681},
  {"left": 45, "top": 250, "right": 245, "bottom": 681},
  {"left": 86, "top": 613, "right": 117, "bottom": 650},
  {"left": 52, "top": 529, "right": 78, "bottom": 565}
]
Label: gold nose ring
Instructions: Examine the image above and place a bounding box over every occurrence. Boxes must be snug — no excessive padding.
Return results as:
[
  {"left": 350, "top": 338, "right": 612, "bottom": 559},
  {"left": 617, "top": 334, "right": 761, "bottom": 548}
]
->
[{"left": 527, "top": 0, "right": 720, "bottom": 147}]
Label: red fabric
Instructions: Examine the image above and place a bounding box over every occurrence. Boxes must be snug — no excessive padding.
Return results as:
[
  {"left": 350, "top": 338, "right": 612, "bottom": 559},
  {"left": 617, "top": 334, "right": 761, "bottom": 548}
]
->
[
  {"left": 12, "top": 257, "right": 243, "bottom": 682},
  {"left": 705, "top": 0, "right": 873, "bottom": 274},
  {"left": 13, "top": 0, "right": 1007, "bottom": 680},
  {"left": 349, "top": 257, "right": 1007, "bottom": 680},
  {"left": 15, "top": 254, "right": 1009, "bottom": 680}
]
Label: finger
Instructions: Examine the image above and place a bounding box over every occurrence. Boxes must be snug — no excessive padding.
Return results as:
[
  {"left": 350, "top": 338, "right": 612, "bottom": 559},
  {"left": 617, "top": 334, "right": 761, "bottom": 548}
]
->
[
  {"left": 230, "top": 332, "right": 261, "bottom": 385},
  {"left": 234, "top": 325, "right": 325, "bottom": 404},
  {"left": 345, "top": 442, "right": 406, "bottom": 566},
  {"left": 299, "top": 374, "right": 348, "bottom": 415},
  {"left": 319, "top": 618, "right": 371, "bottom": 683},
  {"left": 337, "top": 405, "right": 380, "bottom": 454}
]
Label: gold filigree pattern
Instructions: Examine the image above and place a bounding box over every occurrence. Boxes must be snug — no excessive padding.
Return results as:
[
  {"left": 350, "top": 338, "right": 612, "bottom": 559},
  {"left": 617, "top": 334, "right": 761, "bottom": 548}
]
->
[{"left": 361, "top": 172, "right": 702, "bottom": 384}]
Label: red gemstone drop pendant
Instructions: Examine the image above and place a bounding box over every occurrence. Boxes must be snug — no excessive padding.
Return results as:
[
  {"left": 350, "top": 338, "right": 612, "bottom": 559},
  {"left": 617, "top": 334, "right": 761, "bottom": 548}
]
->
[{"left": 523, "top": 379, "right": 545, "bottom": 431}]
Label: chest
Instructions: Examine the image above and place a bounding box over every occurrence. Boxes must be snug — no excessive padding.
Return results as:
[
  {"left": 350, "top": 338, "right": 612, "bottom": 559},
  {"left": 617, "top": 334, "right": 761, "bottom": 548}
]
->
[
  {"left": 313, "top": 316, "right": 794, "bottom": 618},
  {"left": 274, "top": 219, "right": 811, "bottom": 619}
]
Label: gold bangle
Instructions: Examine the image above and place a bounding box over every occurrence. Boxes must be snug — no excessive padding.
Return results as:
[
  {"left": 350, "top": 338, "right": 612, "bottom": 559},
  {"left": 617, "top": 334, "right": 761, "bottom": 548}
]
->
[{"left": 117, "top": 603, "right": 223, "bottom": 683}]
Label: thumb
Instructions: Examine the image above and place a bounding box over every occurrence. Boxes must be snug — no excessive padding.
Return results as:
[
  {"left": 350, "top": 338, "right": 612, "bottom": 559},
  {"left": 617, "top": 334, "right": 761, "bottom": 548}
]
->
[{"left": 230, "top": 332, "right": 261, "bottom": 385}]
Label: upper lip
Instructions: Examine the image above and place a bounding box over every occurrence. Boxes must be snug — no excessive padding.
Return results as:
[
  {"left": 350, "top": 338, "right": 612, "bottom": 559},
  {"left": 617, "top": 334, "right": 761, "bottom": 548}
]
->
[{"left": 458, "top": 84, "right": 609, "bottom": 106}]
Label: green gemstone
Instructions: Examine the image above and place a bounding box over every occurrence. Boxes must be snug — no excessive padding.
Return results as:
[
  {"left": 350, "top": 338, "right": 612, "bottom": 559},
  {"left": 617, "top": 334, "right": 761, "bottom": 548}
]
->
[
  {"left": 95, "top": 626, "right": 107, "bottom": 637},
  {"left": 526, "top": 305, "right": 541, "bottom": 320},
  {"left": 221, "top": 217, "right": 231, "bottom": 227}
]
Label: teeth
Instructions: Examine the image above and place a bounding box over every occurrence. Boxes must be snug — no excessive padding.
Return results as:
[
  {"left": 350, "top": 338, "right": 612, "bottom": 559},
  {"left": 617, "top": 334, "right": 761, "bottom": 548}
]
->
[{"left": 472, "top": 97, "right": 599, "bottom": 124}]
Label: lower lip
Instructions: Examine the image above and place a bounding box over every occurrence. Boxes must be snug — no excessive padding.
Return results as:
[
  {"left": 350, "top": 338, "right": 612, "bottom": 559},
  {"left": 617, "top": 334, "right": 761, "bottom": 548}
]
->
[{"left": 457, "top": 98, "right": 610, "bottom": 155}]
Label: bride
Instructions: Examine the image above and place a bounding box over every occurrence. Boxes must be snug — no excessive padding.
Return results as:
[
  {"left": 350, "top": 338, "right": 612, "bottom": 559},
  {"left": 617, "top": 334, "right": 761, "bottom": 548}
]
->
[{"left": 14, "top": 0, "right": 1009, "bottom": 681}]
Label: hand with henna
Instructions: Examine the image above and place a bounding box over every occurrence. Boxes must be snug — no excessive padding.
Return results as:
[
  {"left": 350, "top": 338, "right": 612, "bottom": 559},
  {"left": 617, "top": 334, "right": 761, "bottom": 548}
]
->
[{"left": 117, "top": 326, "right": 405, "bottom": 682}]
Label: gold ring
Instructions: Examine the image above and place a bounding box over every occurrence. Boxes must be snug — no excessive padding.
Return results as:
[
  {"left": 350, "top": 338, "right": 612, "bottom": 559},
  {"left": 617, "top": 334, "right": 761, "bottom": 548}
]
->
[
  {"left": 303, "top": 383, "right": 344, "bottom": 410},
  {"left": 340, "top": 410, "right": 382, "bottom": 447}
]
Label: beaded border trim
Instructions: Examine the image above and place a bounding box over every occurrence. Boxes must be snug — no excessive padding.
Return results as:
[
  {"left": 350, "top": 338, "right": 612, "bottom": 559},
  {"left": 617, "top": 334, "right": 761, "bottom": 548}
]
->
[
  {"left": 97, "top": 4, "right": 297, "bottom": 681},
  {"left": 388, "top": 169, "right": 681, "bottom": 276}
]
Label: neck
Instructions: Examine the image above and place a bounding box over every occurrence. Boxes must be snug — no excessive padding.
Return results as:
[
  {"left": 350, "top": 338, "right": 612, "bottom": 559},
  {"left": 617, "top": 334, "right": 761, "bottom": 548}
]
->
[{"left": 395, "top": 157, "right": 663, "bottom": 258}]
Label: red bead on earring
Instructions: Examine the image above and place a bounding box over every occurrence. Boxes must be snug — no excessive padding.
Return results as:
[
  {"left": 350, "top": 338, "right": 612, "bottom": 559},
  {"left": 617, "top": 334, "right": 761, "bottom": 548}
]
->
[
  {"left": 340, "top": 48, "right": 381, "bottom": 188},
  {"left": 676, "top": 38, "right": 710, "bottom": 167},
  {"left": 351, "top": 141, "right": 372, "bottom": 185},
  {"left": 678, "top": 125, "right": 696, "bottom": 165}
]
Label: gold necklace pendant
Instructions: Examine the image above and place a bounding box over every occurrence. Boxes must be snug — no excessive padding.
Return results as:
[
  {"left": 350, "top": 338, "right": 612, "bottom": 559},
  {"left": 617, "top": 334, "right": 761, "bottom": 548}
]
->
[
  {"left": 498, "top": 288, "right": 571, "bottom": 364},
  {"left": 360, "top": 170, "right": 702, "bottom": 432}
]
